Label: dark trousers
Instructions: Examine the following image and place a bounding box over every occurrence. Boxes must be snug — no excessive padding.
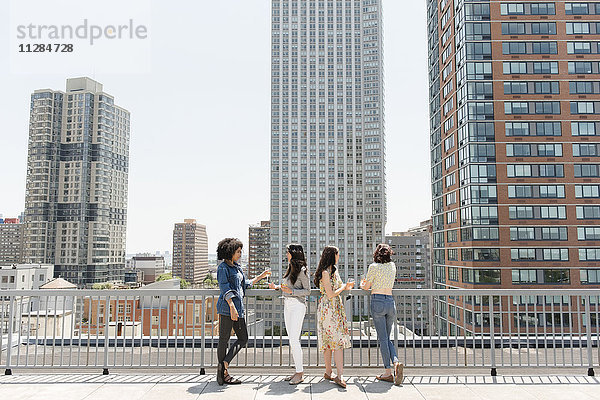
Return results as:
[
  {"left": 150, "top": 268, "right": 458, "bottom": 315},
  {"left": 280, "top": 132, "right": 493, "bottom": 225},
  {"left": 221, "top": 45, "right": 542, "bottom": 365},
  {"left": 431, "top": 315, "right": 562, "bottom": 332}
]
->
[{"left": 217, "top": 315, "right": 249, "bottom": 365}]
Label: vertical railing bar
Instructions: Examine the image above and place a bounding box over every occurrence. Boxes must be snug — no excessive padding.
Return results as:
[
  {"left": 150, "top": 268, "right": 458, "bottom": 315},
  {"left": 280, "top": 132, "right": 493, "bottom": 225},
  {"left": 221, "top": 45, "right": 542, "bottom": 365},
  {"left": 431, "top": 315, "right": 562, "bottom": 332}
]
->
[
  {"left": 25, "top": 295, "right": 32, "bottom": 367},
  {"left": 60, "top": 294, "right": 67, "bottom": 367},
  {"left": 526, "top": 294, "right": 531, "bottom": 367},
  {"left": 42, "top": 294, "right": 49, "bottom": 366},
  {"left": 551, "top": 295, "right": 557, "bottom": 367},
  {"left": 420, "top": 294, "right": 424, "bottom": 368},
  {"left": 508, "top": 295, "right": 513, "bottom": 368},
  {"left": 262, "top": 295, "right": 266, "bottom": 368},
  {"left": 542, "top": 295, "right": 548, "bottom": 367},
  {"left": 412, "top": 295, "right": 416, "bottom": 367},
  {"left": 157, "top": 294, "right": 163, "bottom": 368},
  {"left": 114, "top": 295, "right": 120, "bottom": 368},
  {"left": 103, "top": 295, "right": 110, "bottom": 372},
  {"left": 129, "top": 296, "right": 134, "bottom": 367},
  {"left": 51, "top": 295, "right": 58, "bottom": 367},
  {"left": 463, "top": 295, "right": 467, "bottom": 368},
  {"left": 201, "top": 295, "right": 206, "bottom": 370},
  {"left": 5, "top": 296, "right": 15, "bottom": 371},
  {"left": 350, "top": 294, "right": 354, "bottom": 367},
  {"left": 564, "top": 290, "right": 570, "bottom": 367},
  {"left": 149, "top": 294, "right": 155, "bottom": 367},
  {"left": 454, "top": 295, "right": 458, "bottom": 367},
  {"left": 15, "top": 295, "right": 24, "bottom": 368},
  {"left": 430, "top": 294, "right": 434, "bottom": 367},
  {"left": 86, "top": 296, "right": 92, "bottom": 367},
  {"left": 499, "top": 295, "right": 504, "bottom": 368},
  {"left": 357, "top": 293, "right": 361, "bottom": 369},
  {"left": 211, "top": 295, "right": 215, "bottom": 368},
  {"left": 568, "top": 293, "right": 574, "bottom": 367},
  {"left": 478, "top": 296, "right": 482, "bottom": 367},
  {"left": 138, "top": 294, "right": 144, "bottom": 368},
  {"left": 404, "top": 294, "right": 410, "bottom": 365},
  {"left": 439, "top": 295, "right": 442, "bottom": 368},
  {"left": 578, "top": 295, "right": 584, "bottom": 367},
  {"left": 165, "top": 295, "right": 170, "bottom": 368},
  {"left": 489, "top": 295, "right": 496, "bottom": 373},
  {"left": 191, "top": 295, "right": 196, "bottom": 369},
  {"left": 72, "top": 295, "right": 79, "bottom": 367},
  {"left": 253, "top": 294, "right": 257, "bottom": 367},
  {"left": 446, "top": 294, "right": 450, "bottom": 368},
  {"left": 175, "top": 295, "right": 179, "bottom": 367}
]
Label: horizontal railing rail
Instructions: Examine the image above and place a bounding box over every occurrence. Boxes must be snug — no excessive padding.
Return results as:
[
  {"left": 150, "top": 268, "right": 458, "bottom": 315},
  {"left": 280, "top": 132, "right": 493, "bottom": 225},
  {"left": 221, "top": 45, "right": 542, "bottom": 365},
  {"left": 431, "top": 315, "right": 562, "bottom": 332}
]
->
[{"left": 1, "top": 288, "right": 599, "bottom": 376}]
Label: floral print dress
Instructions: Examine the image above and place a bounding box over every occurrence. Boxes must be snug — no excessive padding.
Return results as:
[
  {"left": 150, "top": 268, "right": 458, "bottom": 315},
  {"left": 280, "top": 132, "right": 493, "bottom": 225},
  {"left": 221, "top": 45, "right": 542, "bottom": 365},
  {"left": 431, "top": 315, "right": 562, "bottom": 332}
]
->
[{"left": 317, "top": 269, "right": 351, "bottom": 351}]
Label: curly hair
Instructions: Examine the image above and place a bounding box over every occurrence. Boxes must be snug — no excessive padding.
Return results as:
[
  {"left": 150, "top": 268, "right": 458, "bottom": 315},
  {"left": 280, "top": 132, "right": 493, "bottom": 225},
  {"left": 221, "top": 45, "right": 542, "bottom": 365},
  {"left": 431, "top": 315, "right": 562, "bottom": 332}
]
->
[
  {"left": 217, "top": 238, "right": 243, "bottom": 261},
  {"left": 283, "top": 244, "right": 307, "bottom": 286},
  {"left": 373, "top": 243, "right": 393, "bottom": 263},
  {"left": 314, "top": 246, "right": 339, "bottom": 287}
]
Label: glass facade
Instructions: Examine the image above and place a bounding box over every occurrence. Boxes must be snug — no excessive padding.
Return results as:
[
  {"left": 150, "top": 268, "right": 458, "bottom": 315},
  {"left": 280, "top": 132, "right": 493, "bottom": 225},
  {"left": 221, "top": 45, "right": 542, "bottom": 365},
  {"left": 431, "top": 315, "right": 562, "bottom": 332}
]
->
[{"left": 270, "top": 0, "right": 386, "bottom": 281}]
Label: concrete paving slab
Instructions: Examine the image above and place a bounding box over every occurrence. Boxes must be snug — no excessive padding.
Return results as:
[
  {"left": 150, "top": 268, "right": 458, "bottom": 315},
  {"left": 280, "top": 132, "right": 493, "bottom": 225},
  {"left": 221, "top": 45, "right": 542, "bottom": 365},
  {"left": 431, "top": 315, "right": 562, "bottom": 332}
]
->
[
  {"left": 412, "top": 384, "right": 484, "bottom": 400},
  {"left": 140, "top": 383, "right": 205, "bottom": 400},
  {"left": 82, "top": 383, "right": 156, "bottom": 400}
]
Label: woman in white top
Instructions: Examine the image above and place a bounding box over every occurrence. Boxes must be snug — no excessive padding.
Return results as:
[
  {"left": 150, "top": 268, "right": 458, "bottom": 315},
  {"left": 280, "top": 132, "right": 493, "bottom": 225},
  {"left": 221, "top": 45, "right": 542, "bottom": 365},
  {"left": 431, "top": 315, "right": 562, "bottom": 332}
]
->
[{"left": 269, "top": 244, "right": 311, "bottom": 385}]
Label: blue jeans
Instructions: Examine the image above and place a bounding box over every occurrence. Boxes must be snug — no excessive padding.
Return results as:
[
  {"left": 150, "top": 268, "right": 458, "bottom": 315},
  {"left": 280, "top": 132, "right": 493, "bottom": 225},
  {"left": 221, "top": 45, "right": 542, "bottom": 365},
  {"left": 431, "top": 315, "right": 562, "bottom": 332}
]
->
[{"left": 371, "top": 294, "right": 399, "bottom": 369}]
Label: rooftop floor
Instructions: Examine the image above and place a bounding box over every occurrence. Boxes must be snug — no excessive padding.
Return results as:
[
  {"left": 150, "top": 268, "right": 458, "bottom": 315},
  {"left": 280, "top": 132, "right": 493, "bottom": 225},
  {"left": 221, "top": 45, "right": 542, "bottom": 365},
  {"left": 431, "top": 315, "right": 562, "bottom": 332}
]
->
[{"left": 0, "top": 370, "right": 599, "bottom": 400}]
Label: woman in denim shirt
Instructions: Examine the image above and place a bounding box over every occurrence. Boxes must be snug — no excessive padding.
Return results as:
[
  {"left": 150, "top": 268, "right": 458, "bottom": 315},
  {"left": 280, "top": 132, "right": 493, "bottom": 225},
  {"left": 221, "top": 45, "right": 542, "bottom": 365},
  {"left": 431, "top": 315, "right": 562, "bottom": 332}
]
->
[
  {"left": 216, "top": 238, "right": 271, "bottom": 385},
  {"left": 360, "top": 243, "right": 403, "bottom": 386}
]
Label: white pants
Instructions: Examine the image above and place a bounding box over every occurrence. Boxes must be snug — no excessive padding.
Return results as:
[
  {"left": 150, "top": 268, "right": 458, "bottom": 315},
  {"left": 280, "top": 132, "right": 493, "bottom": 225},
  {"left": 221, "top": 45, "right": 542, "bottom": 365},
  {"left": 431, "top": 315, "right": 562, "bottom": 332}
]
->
[{"left": 284, "top": 297, "right": 307, "bottom": 373}]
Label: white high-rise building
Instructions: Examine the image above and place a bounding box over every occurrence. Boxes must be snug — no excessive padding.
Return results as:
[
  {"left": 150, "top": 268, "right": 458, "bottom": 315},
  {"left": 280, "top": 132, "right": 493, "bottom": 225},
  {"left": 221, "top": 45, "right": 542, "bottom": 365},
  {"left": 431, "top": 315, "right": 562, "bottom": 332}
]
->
[
  {"left": 23, "top": 77, "right": 130, "bottom": 287},
  {"left": 269, "top": 0, "right": 386, "bottom": 281}
]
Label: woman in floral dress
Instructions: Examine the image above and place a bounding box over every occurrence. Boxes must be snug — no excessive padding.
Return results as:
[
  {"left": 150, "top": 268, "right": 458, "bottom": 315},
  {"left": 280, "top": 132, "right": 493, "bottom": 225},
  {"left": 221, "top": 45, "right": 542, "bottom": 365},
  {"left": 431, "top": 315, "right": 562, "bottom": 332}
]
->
[{"left": 314, "top": 246, "right": 354, "bottom": 389}]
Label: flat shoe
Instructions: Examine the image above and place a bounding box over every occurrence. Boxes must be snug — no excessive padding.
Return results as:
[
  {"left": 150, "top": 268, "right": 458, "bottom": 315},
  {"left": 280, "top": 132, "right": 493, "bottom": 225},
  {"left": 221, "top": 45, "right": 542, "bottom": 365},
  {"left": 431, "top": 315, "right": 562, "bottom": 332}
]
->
[
  {"left": 333, "top": 376, "right": 346, "bottom": 389},
  {"left": 376, "top": 374, "right": 394, "bottom": 383},
  {"left": 224, "top": 374, "right": 242, "bottom": 385},
  {"left": 394, "top": 363, "right": 404, "bottom": 386},
  {"left": 284, "top": 375, "right": 294, "bottom": 381},
  {"left": 289, "top": 377, "right": 304, "bottom": 385}
]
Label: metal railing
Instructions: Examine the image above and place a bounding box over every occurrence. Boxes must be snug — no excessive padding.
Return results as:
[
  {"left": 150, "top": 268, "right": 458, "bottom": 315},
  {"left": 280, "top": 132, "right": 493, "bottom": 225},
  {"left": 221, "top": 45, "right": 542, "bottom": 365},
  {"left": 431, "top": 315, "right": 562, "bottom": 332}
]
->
[{"left": 1, "top": 288, "right": 599, "bottom": 376}]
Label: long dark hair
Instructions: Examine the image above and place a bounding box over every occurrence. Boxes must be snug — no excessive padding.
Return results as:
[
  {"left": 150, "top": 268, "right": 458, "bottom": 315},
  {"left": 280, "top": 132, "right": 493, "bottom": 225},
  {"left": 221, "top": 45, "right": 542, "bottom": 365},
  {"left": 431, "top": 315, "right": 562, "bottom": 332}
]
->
[
  {"left": 283, "top": 244, "right": 306, "bottom": 285},
  {"left": 314, "top": 246, "right": 339, "bottom": 287}
]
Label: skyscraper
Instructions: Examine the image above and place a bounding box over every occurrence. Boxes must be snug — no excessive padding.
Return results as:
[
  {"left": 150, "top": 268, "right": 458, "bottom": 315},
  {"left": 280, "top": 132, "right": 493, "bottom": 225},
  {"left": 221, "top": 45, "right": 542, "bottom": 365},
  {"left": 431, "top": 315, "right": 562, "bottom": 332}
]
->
[
  {"left": 23, "top": 77, "right": 130, "bottom": 287},
  {"left": 270, "top": 0, "right": 386, "bottom": 281},
  {"left": 0, "top": 218, "right": 24, "bottom": 265},
  {"left": 249, "top": 221, "right": 271, "bottom": 279},
  {"left": 427, "top": 1, "right": 600, "bottom": 335},
  {"left": 172, "top": 219, "right": 209, "bottom": 284}
]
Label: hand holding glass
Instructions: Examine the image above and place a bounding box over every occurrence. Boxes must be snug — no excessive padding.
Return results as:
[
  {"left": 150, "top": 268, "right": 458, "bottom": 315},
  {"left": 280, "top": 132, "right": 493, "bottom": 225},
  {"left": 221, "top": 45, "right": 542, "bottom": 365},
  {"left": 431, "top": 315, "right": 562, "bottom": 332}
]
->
[{"left": 346, "top": 278, "right": 355, "bottom": 290}]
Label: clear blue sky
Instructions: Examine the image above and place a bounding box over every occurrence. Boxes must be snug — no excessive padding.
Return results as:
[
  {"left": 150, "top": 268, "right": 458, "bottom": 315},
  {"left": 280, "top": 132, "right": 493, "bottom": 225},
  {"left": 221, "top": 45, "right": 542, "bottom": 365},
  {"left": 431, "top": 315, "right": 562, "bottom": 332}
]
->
[{"left": 0, "top": 0, "right": 431, "bottom": 255}]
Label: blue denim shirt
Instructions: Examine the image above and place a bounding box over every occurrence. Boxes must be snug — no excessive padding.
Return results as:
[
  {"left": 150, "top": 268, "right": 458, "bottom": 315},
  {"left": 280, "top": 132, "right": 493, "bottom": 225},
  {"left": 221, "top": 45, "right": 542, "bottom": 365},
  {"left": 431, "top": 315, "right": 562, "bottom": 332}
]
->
[{"left": 216, "top": 261, "right": 252, "bottom": 318}]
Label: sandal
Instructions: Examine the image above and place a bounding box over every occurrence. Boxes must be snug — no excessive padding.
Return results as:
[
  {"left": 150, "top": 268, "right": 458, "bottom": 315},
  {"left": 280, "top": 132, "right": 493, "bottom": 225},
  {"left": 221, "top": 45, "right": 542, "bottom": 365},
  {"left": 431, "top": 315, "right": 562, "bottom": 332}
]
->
[
  {"left": 376, "top": 374, "right": 394, "bottom": 383},
  {"left": 323, "top": 372, "right": 333, "bottom": 381},
  {"left": 394, "top": 363, "right": 404, "bottom": 386},
  {"left": 333, "top": 376, "right": 347, "bottom": 389},
  {"left": 223, "top": 373, "right": 242, "bottom": 385},
  {"left": 290, "top": 376, "right": 304, "bottom": 385}
]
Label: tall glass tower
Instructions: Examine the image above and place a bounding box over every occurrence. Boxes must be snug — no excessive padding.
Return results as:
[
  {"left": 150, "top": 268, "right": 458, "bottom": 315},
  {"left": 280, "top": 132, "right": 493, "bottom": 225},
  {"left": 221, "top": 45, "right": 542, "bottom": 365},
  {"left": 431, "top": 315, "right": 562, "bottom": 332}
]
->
[
  {"left": 24, "top": 77, "right": 130, "bottom": 287},
  {"left": 269, "top": 0, "right": 386, "bottom": 282}
]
